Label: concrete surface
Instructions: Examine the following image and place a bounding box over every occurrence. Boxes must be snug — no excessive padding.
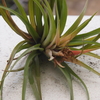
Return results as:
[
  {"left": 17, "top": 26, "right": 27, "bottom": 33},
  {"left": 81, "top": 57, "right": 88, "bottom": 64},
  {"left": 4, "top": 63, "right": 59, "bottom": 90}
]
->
[{"left": 0, "top": 16, "right": 100, "bottom": 100}]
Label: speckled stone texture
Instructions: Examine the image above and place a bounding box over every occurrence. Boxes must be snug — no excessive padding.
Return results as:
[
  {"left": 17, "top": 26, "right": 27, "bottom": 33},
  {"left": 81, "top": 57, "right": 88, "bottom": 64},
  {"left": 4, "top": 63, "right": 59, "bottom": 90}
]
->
[{"left": 0, "top": 16, "right": 100, "bottom": 100}]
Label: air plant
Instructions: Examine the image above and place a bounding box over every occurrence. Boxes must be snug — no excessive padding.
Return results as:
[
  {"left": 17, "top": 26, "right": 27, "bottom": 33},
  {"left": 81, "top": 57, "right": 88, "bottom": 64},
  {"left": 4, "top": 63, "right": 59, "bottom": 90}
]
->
[{"left": 0, "top": 0, "right": 100, "bottom": 100}]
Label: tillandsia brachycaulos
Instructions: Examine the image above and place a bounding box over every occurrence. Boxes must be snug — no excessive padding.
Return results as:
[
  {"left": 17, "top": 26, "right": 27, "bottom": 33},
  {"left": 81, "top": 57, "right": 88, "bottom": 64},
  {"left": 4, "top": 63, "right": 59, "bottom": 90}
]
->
[{"left": 0, "top": 0, "right": 100, "bottom": 100}]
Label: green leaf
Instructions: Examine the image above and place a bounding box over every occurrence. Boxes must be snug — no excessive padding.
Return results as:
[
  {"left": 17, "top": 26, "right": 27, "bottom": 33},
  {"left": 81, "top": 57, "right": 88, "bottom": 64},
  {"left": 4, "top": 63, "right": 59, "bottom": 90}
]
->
[
  {"left": 16, "top": 43, "right": 32, "bottom": 53},
  {"left": 47, "top": 0, "right": 60, "bottom": 48},
  {"left": 85, "top": 52, "right": 100, "bottom": 59},
  {"left": 13, "top": 0, "right": 28, "bottom": 21},
  {"left": 68, "top": 40, "right": 100, "bottom": 47},
  {"left": 10, "top": 44, "right": 44, "bottom": 69},
  {"left": 22, "top": 51, "right": 39, "bottom": 100},
  {"left": 0, "top": 8, "right": 31, "bottom": 41},
  {"left": 57, "top": 0, "right": 67, "bottom": 34},
  {"left": 63, "top": 0, "right": 88, "bottom": 36},
  {"left": 28, "top": 62, "right": 41, "bottom": 100},
  {"left": 6, "top": 67, "right": 24, "bottom": 72},
  {"left": 82, "top": 33, "right": 100, "bottom": 49},
  {"left": 34, "top": 2, "right": 43, "bottom": 35},
  {"left": 5, "top": 41, "right": 28, "bottom": 76},
  {"left": 0, "top": 5, "right": 40, "bottom": 42},
  {"left": 84, "top": 44, "right": 100, "bottom": 50},
  {"left": 62, "top": 62, "right": 89, "bottom": 100},
  {"left": 42, "top": 0, "right": 56, "bottom": 47},
  {"left": 59, "top": 67, "right": 74, "bottom": 100},
  {"left": 74, "top": 59, "right": 100, "bottom": 76},
  {"left": 48, "top": 0, "right": 55, "bottom": 10},
  {"left": 32, "top": 56, "right": 42, "bottom": 100},
  {"left": 71, "top": 28, "right": 100, "bottom": 41},
  {"left": 60, "top": 13, "right": 96, "bottom": 46},
  {"left": 33, "top": 0, "right": 49, "bottom": 42},
  {"left": 28, "top": 0, "right": 36, "bottom": 30},
  {"left": 0, "top": 41, "right": 27, "bottom": 100}
]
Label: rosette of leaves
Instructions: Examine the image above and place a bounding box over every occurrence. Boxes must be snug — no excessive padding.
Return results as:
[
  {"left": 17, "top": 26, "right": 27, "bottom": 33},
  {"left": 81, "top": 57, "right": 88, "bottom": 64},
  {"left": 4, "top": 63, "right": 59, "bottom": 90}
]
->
[{"left": 0, "top": 0, "right": 100, "bottom": 100}]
